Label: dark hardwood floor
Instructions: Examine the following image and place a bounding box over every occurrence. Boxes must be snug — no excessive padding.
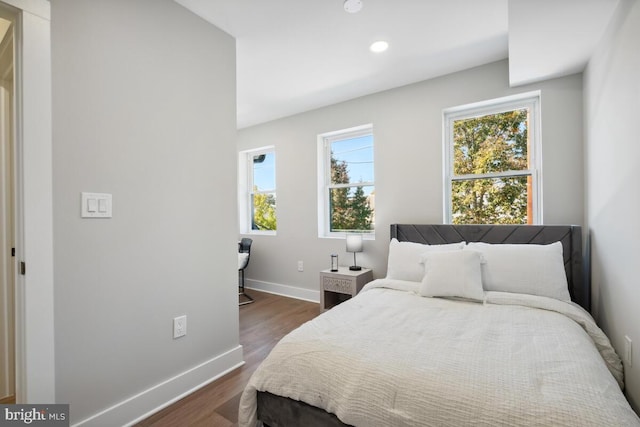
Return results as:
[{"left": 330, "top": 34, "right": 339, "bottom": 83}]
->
[{"left": 136, "top": 290, "right": 319, "bottom": 427}]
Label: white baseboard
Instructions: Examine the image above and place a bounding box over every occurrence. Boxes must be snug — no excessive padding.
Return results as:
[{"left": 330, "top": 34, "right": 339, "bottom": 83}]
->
[
  {"left": 245, "top": 279, "right": 320, "bottom": 303},
  {"left": 72, "top": 345, "right": 244, "bottom": 427}
]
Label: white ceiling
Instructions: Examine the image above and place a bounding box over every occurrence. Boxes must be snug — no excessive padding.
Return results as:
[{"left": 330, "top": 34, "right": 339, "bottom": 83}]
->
[
  {"left": 175, "top": 0, "right": 619, "bottom": 129},
  {"left": 508, "top": 0, "right": 619, "bottom": 86}
]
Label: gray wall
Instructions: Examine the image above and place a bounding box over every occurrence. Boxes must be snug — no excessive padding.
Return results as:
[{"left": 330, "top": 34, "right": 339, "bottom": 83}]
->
[
  {"left": 238, "top": 59, "right": 584, "bottom": 298},
  {"left": 51, "top": 1, "right": 239, "bottom": 424},
  {"left": 584, "top": 0, "right": 640, "bottom": 412}
]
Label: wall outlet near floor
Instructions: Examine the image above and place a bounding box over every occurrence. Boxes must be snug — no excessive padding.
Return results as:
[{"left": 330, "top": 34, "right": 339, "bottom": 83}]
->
[
  {"left": 297, "top": 261, "right": 304, "bottom": 272},
  {"left": 624, "top": 335, "right": 632, "bottom": 367},
  {"left": 173, "top": 315, "right": 187, "bottom": 339}
]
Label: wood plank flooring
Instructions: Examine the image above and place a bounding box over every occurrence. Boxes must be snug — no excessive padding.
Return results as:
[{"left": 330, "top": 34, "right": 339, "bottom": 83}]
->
[{"left": 136, "top": 290, "right": 319, "bottom": 427}]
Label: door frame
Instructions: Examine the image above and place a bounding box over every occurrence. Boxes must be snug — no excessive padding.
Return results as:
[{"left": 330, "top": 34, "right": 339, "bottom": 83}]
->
[
  {"left": 0, "top": 0, "right": 53, "bottom": 404},
  {"left": 0, "top": 12, "right": 15, "bottom": 402}
]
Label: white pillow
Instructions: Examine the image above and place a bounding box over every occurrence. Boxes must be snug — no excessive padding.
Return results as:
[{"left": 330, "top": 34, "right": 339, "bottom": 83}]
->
[
  {"left": 465, "top": 241, "right": 570, "bottom": 301},
  {"left": 385, "top": 238, "right": 465, "bottom": 282},
  {"left": 419, "top": 250, "right": 485, "bottom": 301}
]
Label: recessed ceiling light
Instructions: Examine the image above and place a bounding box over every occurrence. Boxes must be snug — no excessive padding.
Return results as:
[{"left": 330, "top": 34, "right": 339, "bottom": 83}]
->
[
  {"left": 344, "top": 0, "right": 363, "bottom": 13},
  {"left": 370, "top": 40, "right": 389, "bottom": 53}
]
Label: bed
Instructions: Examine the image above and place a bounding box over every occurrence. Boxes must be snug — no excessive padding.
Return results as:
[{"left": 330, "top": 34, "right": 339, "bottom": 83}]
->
[{"left": 238, "top": 224, "right": 640, "bottom": 426}]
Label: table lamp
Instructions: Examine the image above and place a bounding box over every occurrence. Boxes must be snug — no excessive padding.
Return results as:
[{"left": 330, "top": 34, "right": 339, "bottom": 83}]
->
[{"left": 346, "top": 234, "right": 363, "bottom": 271}]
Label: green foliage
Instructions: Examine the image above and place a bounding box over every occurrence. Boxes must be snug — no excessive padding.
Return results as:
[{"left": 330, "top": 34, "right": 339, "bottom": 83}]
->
[
  {"left": 252, "top": 190, "right": 276, "bottom": 231},
  {"left": 346, "top": 185, "right": 373, "bottom": 230},
  {"left": 330, "top": 157, "right": 351, "bottom": 229},
  {"left": 452, "top": 110, "right": 531, "bottom": 224},
  {"left": 330, "top": 155, "right": 374, "bottom": 232}
]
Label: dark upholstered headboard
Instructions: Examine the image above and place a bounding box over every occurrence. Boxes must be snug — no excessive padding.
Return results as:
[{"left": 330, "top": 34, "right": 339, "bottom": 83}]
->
[{"left": 390, "top": 224, "right": 588, "bottom": 311}]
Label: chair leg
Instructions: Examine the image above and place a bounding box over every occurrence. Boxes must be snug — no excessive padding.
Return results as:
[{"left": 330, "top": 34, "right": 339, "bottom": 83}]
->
[{"left": 239, "top": 269, "right": 254, "bottom": 305}]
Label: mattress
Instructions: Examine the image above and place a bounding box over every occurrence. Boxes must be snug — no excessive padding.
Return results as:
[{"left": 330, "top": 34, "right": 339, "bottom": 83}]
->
[{"left": 239, "top": 279, "right": 639, "bottom": 426}]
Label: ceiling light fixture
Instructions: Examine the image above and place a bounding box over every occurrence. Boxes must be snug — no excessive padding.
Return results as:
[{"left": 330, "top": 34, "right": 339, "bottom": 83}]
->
[
  {"left": 344, "top": 0, "right": 363, "bottom": 13},
  {"left": 370, "top": 40, "right": 389, "bottom": 53}
]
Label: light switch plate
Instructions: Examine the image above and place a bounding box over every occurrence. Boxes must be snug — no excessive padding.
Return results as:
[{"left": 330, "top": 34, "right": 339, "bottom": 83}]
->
[{"left": 81, "top": 192, "right": 112, "bottom": 218}]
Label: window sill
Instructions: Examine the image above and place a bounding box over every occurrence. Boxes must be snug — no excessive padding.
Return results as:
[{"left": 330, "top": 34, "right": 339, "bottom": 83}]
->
[
  {"left": 319, "top": 233, "right": 375, "bottom": 240},
  {"left": 244, "top": 230, "right": 277, "bottom": 237}
]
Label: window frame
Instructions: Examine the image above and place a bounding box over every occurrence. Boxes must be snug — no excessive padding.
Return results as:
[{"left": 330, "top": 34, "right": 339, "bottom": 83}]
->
[
  {"left": 238, "top": 146, "right": 276, "bottom": 235},
  {"left": 443, "top": 91, "right": 542, "bottom": 225},
  {"left": 317, "top": 124, "right": 375, "bottom": 239}
]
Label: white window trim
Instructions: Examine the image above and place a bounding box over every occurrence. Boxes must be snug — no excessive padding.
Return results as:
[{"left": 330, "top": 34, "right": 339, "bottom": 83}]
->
[
  {"left": 443, "top": 91, "right": 542, "bottom": 224},
  {"left": 317, "top": 124, "right": 375, "bottom": 239},
  {"left": 238, "top": 146, "right": 276, "bottom": 235}
]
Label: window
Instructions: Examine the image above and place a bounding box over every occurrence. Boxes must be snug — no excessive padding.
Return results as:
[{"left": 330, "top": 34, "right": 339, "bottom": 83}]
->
[
  {"left": 443, "top": 92, "right": 541, "bottom": 225},
  {"left": 318, "top": 125, "right": 375, "bottom": 237},
  {"left": 239, "top": 147, "right": 276, "bottom": 234}
]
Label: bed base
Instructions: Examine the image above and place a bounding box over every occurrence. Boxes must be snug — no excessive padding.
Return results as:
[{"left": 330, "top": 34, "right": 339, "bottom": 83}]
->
[{"left": 257, "top": 391, "right": 350, "bottom": 427}]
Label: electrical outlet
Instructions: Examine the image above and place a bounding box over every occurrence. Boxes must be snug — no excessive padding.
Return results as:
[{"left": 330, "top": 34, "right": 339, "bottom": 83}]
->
[
  {"left": 173, "top": 315, "right": 187, "bottom": 339},
  {"left": 297, "top": 261, "right": 304, "bottom": 272},
  {"left": 625, "top": 335, "right": 632, "bottom": 367}
]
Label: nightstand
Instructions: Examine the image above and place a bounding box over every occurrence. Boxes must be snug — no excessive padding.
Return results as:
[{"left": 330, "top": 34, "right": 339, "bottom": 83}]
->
[{"left": 320, "top": 267, "right": 373, "bottom": 312}]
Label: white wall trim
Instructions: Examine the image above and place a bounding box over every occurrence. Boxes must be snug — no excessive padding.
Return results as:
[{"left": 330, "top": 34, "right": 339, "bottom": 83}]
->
[
  {"left": 245, "top": 278, "right": 320, "bottom": 303},
  {"left": 72, "top": 345, "right": 244, "bottom": 427}
]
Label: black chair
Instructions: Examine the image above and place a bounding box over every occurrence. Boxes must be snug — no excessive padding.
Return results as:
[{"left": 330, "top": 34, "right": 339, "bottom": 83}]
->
[{"left": 238, "top": 237, "right": 254, "bottom": 305}]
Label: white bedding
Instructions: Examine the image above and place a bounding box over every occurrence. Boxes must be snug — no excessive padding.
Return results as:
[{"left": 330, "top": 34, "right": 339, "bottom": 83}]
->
[{"left": 239, "top": 279, "right": 640, "bottom": 426}]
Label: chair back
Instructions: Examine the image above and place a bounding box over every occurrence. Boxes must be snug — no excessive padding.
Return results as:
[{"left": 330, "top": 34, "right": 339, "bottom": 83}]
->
[
  {"left": 239, "top": 238, "right": 252, "bottom": 254},
  {"left": 238, "top": 238, "right": 253, "bottom": 271}
]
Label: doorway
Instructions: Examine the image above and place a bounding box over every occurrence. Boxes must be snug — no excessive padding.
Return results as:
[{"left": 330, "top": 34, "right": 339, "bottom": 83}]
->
[
  {"left": 0, "top": 0, "right": 54, "bottom": 404},
  {"left": 0, "top": 8, "right": 15, "bottom": 405}
]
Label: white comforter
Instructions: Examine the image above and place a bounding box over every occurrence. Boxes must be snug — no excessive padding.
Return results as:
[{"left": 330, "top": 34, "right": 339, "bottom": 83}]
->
[{"left": 239, "top": 279, "right": 640, "bottom": 426}]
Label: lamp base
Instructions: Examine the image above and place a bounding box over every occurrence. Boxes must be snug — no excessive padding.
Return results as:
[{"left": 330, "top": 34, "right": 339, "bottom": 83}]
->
[{"left": 349, "top": 266, "right": 362, "bottom": 271}]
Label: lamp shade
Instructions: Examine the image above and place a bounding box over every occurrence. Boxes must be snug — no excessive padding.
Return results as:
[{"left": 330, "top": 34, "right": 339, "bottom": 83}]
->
[{"left": 346, "top": 234, "right": 363, "bottom": 253}]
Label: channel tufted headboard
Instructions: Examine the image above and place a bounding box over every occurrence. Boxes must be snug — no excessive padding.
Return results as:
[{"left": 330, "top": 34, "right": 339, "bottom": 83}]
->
[{"left": 390, "top": 224, "right": 588, "bottom": 311}]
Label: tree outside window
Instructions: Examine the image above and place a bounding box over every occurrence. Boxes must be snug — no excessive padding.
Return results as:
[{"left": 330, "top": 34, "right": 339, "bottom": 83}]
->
[
  {"left": 444, "top": 93, "right": 541, "bottom": 224},
  {"left": 239, "top": 147, "right": 276, "bottom": 234},
  {"left": 319, "top": 125, "right": 375, "bottom": 236},
  {"left": 252, "top": 190, "right": 276, "bottom": 231},
  {"left": 251, "top": 152, "right": 276, "bottom": 231}
]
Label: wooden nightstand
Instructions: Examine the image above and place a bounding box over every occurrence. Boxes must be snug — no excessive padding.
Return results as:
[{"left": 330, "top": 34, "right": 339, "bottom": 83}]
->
[{"left": 320, "top": 267, "right": 373, "bottom": 312}]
